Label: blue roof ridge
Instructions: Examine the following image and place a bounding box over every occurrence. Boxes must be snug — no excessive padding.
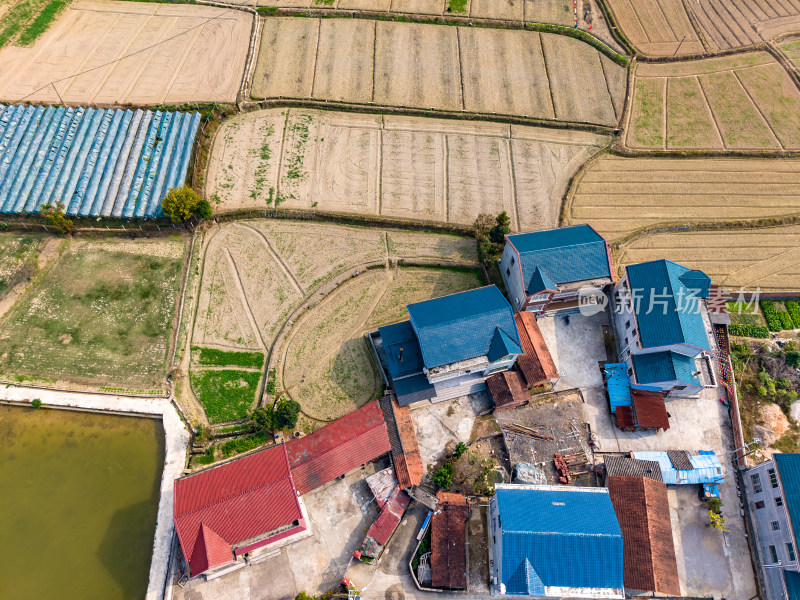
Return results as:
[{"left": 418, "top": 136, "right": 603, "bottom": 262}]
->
[
  {"left": 503, "top": 530, "right": 622, "bottom": 538},
  {"left": 509, "top": 237, "right": 604, "bottom": 253},
  {"left": 413, "top": 304, "right": 510, "bottom": 329}
]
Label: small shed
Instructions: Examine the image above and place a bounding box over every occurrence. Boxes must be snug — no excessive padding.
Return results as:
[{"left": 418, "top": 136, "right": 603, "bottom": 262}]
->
[{"left": 431, "top": 492, "right": 470, "bottom": 590}]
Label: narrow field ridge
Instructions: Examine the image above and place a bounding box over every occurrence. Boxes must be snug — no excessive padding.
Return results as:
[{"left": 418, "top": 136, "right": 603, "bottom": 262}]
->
[{"left": 0, "top": 104, "right": 200, "bottom": 218}]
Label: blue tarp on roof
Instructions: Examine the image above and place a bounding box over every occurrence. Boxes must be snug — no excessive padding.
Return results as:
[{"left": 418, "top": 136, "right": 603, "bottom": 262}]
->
[
  {"left": 507, "top": 225, "right": 611, "bottom": 294},
  {"left": 604, "top": 363, "right": 631, "bottom": 414},
  {"left": 632, "top": 451, "right": 723, "bottom": 485},
  {"left": 632, "top": 351, "right": 701, "bottom": 387},
  {"left": 495, "top": 486, "right": 623, "bottom": 594},
  {"left": 407, "top": 286, "right": 521, "bottom": 369},
  {"left": 626, "top": 260, "right": 711, "bottom": 351},
  {"left": 378, "top": 321, "right": 425, "bottom": 379},
  {"left": 775, "top": 454, "right": 800, "bottom": 535}
]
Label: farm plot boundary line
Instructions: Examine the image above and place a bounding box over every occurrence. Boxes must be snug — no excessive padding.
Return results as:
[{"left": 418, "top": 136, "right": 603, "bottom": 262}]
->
[{"left": 237, "top": 222, "right": 305, "bottom": 295}]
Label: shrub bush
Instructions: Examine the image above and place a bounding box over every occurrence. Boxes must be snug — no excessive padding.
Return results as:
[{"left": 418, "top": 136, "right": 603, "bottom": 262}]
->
[
  {"left": 728, "top": 324, "right": 769, "bottom": 338},
  {"left": 221, "top": 431, "right": 270, "bottom": 457},
  {"left": 786, "top": 301, "right": 800, "bottom": 328},
  {"left": 433, "top": 463, "right": 454, "bottom": 490},
  {"left": 30, "top": 398, "right": 42, "bottom": 408}
]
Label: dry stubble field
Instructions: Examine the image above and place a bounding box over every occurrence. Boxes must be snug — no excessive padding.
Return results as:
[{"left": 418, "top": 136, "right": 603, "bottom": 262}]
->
[
  {"left": 625, "top": 52, "right": 800, "bottom": 150},
  {"left": 606, "top": 0, "right": 800, "bottom": 55},
  {"left": 567, "top": 155, "right": 800, "bottom": 241},
  {"left": 192, "top": 219, "right": 478, "bottom": 422},
  {"left": 207, "top": 108, "right": 610, "bottom": 231},
  {"left": 251, "top": 17, "right": 625, "bottom": 126},
  {"left": 0, "top": 0, "right": 251, "bottom": 104},
  {"left": 617, "top": 226, "right": 800, "bottom": 290}
]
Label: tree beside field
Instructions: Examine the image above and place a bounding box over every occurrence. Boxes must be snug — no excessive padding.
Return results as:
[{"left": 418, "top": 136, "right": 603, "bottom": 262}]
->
[{"left": 161, "top": 186, "right": 213, "bottom": 223}]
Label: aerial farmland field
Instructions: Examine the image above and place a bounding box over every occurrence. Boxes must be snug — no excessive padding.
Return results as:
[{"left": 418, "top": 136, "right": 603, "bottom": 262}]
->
[
  {"left": 207, "top": 108, "right": 610, "bottom": 231},
  {"left": 616, "top": 225, "right": 800, "bottom": 290},
  {"left": 625, "top": 52, "right": 800, "bottom": 151},
  {"left": 0, "top": 0, "right": 251, "bottom": 104},
  {"left": 566, "top": 155, "right": 800, "bottom": 242},
  {"left": 688, "top": 0, "right": 800, "bottom": 50},
  {"left": 251, "top": 17, "right": 625, "bottom": 126},
  {"left": 0, "top": 237, "right": 185, "bottom": 388},
  {"left": 188, "top": 219, "right": 479, "bottom": 424},
  {"left": 603, "top": 0, "right": 704, "bottom": 57}
]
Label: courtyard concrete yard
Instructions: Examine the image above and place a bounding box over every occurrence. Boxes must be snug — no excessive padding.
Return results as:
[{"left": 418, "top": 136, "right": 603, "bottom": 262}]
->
[{"left": 538, "top": 309, "right": 757, "bottom": 599}]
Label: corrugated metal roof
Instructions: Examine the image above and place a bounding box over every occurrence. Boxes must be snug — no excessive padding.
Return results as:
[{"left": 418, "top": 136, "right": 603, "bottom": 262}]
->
[
  {"left": 776, "top": 454, "right": 800, "bottom": 534},
  {"left": 633, "top": 351, "right": 701, "bottom": 387},
  {"left": 488, "top": 327, "right": 523, "bottom": 363},
  {"left": 625, "top": 260, "right": 711, "bottom": 351},
  {"left": 514, "top": 312, "right": 558, "bottom": 385},
  {"left": 632, "top": 451, "right": 723, "bottom": 485},
  {"left": 607, "top": 476, "right": 680, "bottom": 596},
  {"left": 173, "top": 444, "right": 303, "bottom": 576},
  {"left": 366, "top": 467, "right": 398, "bottom": 510},
  {"left": 527, "top": 266, "right": 558, "bottom": 294},
  {"left": 407, "top": 286, "right": 521, "bottom": 369},
  {"left": 604, "top": 362, "right": 631, "bottom": 413},
  {"left": 604, "top": 456, "right": 664, "bottom": 482},
  {"left": 631, "top": 387, "right": 669, "bottom": 429},
  {"left": 431, "top": 492, "right": 470, "bottom": 590},
  {"left": 507, "top": 225, "right": 612, "bottom": 292},
  {"left": 615, "top": 405, "right": 635, "bottom": 428},
  {"left": 393, "top": 374, "right": 435, "bottom": 404},
  {"left": 495, "top": 485, "right": 623, "bottom": 593}
]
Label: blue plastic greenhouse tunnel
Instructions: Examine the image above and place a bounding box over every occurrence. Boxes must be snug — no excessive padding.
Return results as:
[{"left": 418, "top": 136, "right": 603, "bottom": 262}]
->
[{"left": 0, "top": 104, "right": 201, "bottom": 219}]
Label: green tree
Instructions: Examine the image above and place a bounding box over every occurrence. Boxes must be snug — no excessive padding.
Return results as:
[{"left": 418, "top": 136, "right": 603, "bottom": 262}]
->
[
  {"left": 250, "top": 406, "right": 275, "bottom": 433},
  {"left": 433, "top": 463, "right": 454, "bottom": 489},
  {"left": 40, "top": 202, "right": 75, "bottom": 234},
  {"left": 273, "top": 398, "right": 301, "bottom": 430},
  {"left": 489, "top": 211, "right": 511, "bottom": 244},
  {"left": 454, "top": 441, "right": 468, "bottom": 458},
  {"left": 195, "top": 423, "right": 212, "bottom": 446},
  {"left": 161, "top": 185, "right": 200, "bottom": 223},
  {"left": 196, "top": 198, "right": 213, "bottom": 219}
]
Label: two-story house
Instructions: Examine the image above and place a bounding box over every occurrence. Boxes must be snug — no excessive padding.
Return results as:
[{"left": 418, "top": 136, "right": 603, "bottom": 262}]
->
[
  {"left": 499, "top": 224, "right": 614, "bottom": 315},
  {"left": 374, "top": 285, "right": 523, "bottom": 407},
  {"left": 743, "top": 453, "right": 800, "bottom": 600},
  {"left": 612, "top": 259, "right": 715, "bottom": 397}
]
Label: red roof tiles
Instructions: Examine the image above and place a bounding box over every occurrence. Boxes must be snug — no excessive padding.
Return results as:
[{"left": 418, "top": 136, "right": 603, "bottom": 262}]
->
[
  {"left": 286, "top": 401, "right": 392, "bottom": 495},
  {"left": 394, "top": 451, "right": 424, "bottom": 490},
  {"left": 189, "top": 524, "right": 235, "bottom": 576},
  {"left": 487, "top": 370, "right": 529, "bottom": 411},
  {"left": 631, "top": 387, "right": 670, "bottom": 429},
  {"left": 514, "top": 312, "right": 558, "bottom": 386},
  {"left": 173, "top": 444, "right": 303, "bottom": 577},
  {"left": 607, "top": 476, "right": 680, "bottom": 597},
  {"left": 431, "top": 492, "right": 470, "bottom": 590},
  {"left": 388, "top": 399, "right": 424, "bottom": 488},
  {"left": 366, "top": 485, "right": 410, "bottom": 545}
]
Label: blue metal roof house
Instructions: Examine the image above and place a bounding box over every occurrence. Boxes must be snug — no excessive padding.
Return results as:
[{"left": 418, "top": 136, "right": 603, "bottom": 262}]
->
[
  {"left": 743, "top": 453, "right": 800, "bottom": 600},
  {"left": 611, "top": 259, "right": 713, "bottom": 397},
  {"left": 372, "top": 286, "right": 523, "bottom": 407},
  {"left": 489, "top": 484, "right": 624, "bottom": 598},
  {"left": 632, "top": 451, "right": 723, "bottom": 486},
  {"left": 500, "top": 225, "right": 614, "bottom": 314}
]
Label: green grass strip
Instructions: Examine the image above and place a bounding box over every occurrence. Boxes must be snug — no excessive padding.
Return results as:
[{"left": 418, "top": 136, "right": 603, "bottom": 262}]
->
[
  {"left": 447, "top": 0, "right": 467, "bottom": 13},
  {"left": 0, "top": 0, "right": 39, "bottom": 49},
  {"left": 16, "top": 0, "right": 67, "bottom": 46},
  {"left": 193, "top": 346, "right": 264, "bottom": 368},
  {"left": 190, "top": 369, "right": 261, "bottom": 423}
]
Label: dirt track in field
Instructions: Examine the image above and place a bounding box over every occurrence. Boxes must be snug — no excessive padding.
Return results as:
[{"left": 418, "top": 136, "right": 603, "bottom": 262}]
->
[
  {"left": 624, "top": 52, "right": 800, "bottom": 151},
  {"left": 208, "top": 108, "right": 610, "bottom": 231},
  {"left": 566, "top": 155, "right": 800, "bottom": 242},
  {"left": 606, "top": 0, "right": 800, "bottom": 56},
  {"left": 251, "top": 17, "right": 625, "bottom": 126},
  {"left": 616, "top": 225, "right": 800, "bottom": 290},
  {"left": 0, "top": 0, "right": 251, "bottom": 104}
]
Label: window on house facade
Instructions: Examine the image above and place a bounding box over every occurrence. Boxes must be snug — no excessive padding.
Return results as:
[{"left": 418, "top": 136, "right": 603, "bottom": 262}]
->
[
  {"left": 788, "top": 543, "right": 796, "bottom": 562},
  {"left": 776, "top": 497, "right": 784, "bottom": 507},
  {"left": 510, "top": 256, "right": 515, "bottom": 266},
  {"left": 752, "top": 473, "right": 763, "bottom": 494},
  {"left": 530, "top": 293, "right": 549, "bottom": 302},
  {"left": 769, "top": 545, "right": 779, "bottom": 563},
  {"left": 755, "top": 501, "right": 765, "bottom": 509},
  {"left": 772, "top": 521, "right": 781, "bottom": 531},
  {"left": 625, "top": 320, "right": 631, "bottom": 329},
  {"left": 674, "top": 385, "right": 687, "bottom": 391},
  {"left": 506, "top": 267, "right": 511, "bottom": 277},
  {"left": 769, "top": 468, "right": 778, "bottom": 488},
  {"left": 627, "top": 367, "right": 633, "bottom": 376}
]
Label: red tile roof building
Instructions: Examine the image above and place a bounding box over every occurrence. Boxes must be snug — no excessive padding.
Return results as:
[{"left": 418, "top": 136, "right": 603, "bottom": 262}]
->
[
  {"left": 173, "top": 444, "right": 305, "bottom": 577},
  {"left": 174, "top": 400, "right": 393, "bottom": 577},
  {"left": 486, "top": 370, "right": 529, "bottom": 411},
  {"left": 514, "top": 312, "right": 558, "bottom": 388},
  {"left": 607, "top": 476, "right": 680, "bottom": 597},
  {"left": 431, "top": 492, "right": 470, "bottom": 590},
  {"left": 286, "top": 400, "right": 392, "bottom": 494},
  {"left": 380, "top": 396, "right": 424, "bottom": 489}
]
